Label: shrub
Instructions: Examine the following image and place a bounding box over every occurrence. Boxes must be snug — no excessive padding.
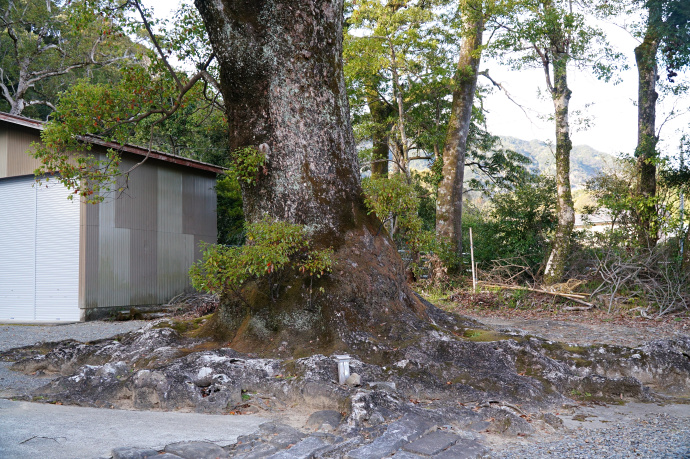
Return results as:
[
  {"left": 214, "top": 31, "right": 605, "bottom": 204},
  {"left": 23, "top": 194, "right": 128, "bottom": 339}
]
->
[
  {"left": 463, "top": 174, "right": 557, "bottom": 275},
  {"left": 190, "top": 219, "right": 333, "bottom": 301}
]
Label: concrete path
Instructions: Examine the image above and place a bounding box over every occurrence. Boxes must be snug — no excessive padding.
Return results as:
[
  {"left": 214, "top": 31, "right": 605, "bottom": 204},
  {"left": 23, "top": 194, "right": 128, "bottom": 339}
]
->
[{"left": 0, "top": 399, "right": 266, "bottom": 459}]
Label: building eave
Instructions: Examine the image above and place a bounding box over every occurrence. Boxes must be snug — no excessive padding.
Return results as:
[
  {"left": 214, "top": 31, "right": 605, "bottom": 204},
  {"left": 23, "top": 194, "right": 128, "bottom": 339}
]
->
[{"left": 0, "top": 112, "right": 226, "bottom": 175}]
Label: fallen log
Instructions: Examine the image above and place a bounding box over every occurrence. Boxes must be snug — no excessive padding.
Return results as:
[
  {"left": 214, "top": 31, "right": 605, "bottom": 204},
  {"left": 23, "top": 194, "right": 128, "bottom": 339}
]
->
[{"left": 479, "top": 283, "right": 596, "bottom": 309}]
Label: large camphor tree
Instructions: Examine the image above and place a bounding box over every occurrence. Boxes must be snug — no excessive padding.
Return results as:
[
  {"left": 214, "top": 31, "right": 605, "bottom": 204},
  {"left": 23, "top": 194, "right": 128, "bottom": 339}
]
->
[{"left": 192, "top": 0, "right": 425, "bottom": 350}]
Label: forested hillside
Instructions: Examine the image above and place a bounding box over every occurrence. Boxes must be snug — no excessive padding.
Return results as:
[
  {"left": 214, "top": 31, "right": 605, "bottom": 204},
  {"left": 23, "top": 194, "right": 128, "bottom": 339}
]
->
[{"left": 499, "top": 137, "right": 617, "bottom": 188}]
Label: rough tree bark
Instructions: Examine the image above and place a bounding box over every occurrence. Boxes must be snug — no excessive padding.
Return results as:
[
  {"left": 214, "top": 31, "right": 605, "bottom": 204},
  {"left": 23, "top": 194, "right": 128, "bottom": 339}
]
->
[
  {"left": 367, "top": 86, "right": 393, "bottom": 177},
  {"left": 194, "top": 0, "right": 425, "bottom": 354},
  {"left": 542, "top": 23, "right": 575, "bottom": 285},
  {"left": 435, "top": 3, "right": 484, "bottom": 262},
  {"left": 634, "top": 3, "right": 661, "bottom": 247}
]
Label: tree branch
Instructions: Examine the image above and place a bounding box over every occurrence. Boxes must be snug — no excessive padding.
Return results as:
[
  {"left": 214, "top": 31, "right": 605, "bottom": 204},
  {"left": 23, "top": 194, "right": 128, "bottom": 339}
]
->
[{"left": 132, "top": 0, "right": 183, "bottom": 90}]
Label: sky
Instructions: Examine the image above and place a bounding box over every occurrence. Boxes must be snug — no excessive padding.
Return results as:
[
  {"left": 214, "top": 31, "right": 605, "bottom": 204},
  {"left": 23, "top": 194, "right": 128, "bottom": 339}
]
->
[{"left": 146, "top": 1, "right": 689, "bottom": 160}]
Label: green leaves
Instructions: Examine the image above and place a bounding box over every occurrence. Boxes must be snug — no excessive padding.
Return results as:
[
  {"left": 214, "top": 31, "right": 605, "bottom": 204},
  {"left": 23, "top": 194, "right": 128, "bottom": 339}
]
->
[
  {"left": 227, "top": 147, "right": 267, "bottom": 185},
  {"left": 189, "top": 219, "right": 334, "bottom": 296},
  {"left": 362, "top": 174, "right": 429, "bottom": 252}
]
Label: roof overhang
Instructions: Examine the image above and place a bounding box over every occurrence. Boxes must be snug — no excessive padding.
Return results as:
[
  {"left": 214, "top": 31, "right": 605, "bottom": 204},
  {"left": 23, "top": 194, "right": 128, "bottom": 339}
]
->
[{"left": 0, "top": 112, "right": 226, "bottom": 175}]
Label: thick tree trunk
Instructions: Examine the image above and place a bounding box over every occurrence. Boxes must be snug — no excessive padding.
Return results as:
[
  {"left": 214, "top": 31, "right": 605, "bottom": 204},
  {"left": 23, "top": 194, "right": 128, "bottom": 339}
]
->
[
  {"left": 634, "top": 11, "right": 660, "bottom": 247},
  {"left": 543, "top": 53, "right": 575, "bottom": 285},
  {"left": 435, "top": 7, "right": 483, "bottom": 261},
  {"left": 194, "top": 0, "right": 424, "bottom": 354}
]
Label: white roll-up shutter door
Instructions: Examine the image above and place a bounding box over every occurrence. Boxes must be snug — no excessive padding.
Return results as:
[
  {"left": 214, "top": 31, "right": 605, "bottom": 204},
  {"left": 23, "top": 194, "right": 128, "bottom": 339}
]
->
[
  {"left": 0, "top": 176, "right": 80, "bottom": 322},
  {"left": 0, "top": 178, "right": 36, "bottom": 321}
]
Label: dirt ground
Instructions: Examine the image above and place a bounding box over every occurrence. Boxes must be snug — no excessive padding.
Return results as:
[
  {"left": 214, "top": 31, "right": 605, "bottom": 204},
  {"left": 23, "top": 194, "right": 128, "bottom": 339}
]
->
[{"left": 437, "top": 290, "right": 689, "bottom": 348}]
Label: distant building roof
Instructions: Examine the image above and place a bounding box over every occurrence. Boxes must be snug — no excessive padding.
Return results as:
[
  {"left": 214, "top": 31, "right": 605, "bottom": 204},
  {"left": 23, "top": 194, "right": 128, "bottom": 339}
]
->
[{"left": 0, "top": 112, "right": 225, "bottom": 175}]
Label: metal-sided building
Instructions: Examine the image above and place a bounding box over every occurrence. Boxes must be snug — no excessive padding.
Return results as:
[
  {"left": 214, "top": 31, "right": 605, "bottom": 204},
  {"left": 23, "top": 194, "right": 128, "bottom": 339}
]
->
[{"left": 0, "top": 113, "right": 222, "bottom": 322}]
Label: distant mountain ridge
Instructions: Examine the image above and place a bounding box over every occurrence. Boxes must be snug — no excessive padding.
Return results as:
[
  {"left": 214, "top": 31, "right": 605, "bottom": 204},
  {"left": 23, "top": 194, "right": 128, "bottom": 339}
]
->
[{"left": 499, "top": 136, "right": 617, "bottom": 188}]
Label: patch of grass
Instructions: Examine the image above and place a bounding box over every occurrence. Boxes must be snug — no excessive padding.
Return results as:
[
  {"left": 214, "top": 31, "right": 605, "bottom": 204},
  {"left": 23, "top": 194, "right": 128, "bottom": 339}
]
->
[{"left": 461, "top": 328, "right": 511, "bottom": 342}]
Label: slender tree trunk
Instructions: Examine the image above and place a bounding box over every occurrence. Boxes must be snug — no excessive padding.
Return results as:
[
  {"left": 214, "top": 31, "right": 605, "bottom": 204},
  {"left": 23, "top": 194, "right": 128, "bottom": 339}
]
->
[
  {"left": 367, "top": 87, "right": 393, "bottom": 177},
  {"left": 389, "top": 42, "right": 410, "bottom": 177},
  {"left": 681, "top": 228, "right": 690, "bottom": 273},
  {"left": 543, "top": 51, "right": 575, "bottom": 285},
  {"left": 435, "top": 5, "right": 484, "bottom": 262},
  {"left": 634, "top": 6, "right": 661, "bottom": 247},
  {"left": 194, "top": 0, "right": 424, "bottom": 353}
]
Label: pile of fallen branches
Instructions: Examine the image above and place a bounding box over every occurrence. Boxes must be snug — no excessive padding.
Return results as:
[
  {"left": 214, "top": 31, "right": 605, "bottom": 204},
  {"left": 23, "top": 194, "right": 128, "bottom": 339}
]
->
[
  {"left": 589, "top": 247, "right": 690, "bottom": 316},
  {"left": 166, "top": 292, "right": 219, "bottom": 318},
  {"left": 480, "top": 256, "right": 539, "bottom": 286}
]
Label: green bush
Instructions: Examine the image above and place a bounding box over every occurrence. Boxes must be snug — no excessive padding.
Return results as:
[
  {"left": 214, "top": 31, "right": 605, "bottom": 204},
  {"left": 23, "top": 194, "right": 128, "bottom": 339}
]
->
[
  {"left": 463, "top": 174, "right": 557, "bottom": 273},
  {"left": 216, "top": 174, "right": 245, "bottom": 245},
  {"left": 190, "top": 219, "right": 333, "bottom": 299},
  {"left": 362, "top": 174, "right": 428, "bottom": 253}
]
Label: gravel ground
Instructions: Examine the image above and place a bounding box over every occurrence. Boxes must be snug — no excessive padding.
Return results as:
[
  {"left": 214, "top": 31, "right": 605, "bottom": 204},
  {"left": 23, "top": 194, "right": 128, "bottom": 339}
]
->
[
  {"left": 0, "top": 321, "right": 148, "bottom": 352},
  {"left": 492, "top": 405, "right": 690, "bottom": 459}
]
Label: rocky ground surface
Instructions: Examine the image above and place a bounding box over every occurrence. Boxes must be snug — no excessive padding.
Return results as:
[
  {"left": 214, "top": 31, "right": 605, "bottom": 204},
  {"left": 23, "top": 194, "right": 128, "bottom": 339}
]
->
[{"left": 1, "top": 302, "right": 689, "bottom": 459}]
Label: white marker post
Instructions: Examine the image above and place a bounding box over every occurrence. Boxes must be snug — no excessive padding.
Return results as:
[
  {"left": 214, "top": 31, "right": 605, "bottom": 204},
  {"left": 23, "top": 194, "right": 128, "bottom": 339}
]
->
[{"left": 334, "top": 355, "right": 351, "bottom": 385}]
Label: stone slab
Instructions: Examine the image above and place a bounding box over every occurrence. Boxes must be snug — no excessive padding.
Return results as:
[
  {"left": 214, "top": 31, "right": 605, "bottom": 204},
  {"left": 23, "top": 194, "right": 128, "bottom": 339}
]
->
[
  {"left": 259, "top": 422, "right": 306, "bottom": 449},
  {"left": 266, "top": 436, "right": 330, "bottom": 459},
  {"left": 111, "top": 446, "right": 160, "bottom": 459},
  {"left": 402, "top": 431, "right": 460, "bottom": 456},
  {"left": 432, "top": 438, "right": 488, "bottom": 459},
  {"left": 345, "top": 415, "right": 436, "bottom": 459},
  {"left": 164, "top": 441, "right": 229, "bottom": 459},
  {"left": 305, "top": 410, "right": 343, "bottom": 432}
]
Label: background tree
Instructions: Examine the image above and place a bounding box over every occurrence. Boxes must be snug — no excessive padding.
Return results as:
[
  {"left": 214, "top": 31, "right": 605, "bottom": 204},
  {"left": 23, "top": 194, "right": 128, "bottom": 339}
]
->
[
  {"left": 492, "top": 0, "right": 621, "bottom": 284},
  {"left": 345, "top": 0, "right": 529, "bottom": 253},
  {"left": 0, "top": 0, "right": 133, "bottom": 117},
  {"left": 436, "top": 0, "right": 488, "bottom": 263},
  {"left": 630, "top": 0, "right": 690, "bottom": 246},
  {"left": 344, "top": 0, "right": 455, "bottom": 176}
]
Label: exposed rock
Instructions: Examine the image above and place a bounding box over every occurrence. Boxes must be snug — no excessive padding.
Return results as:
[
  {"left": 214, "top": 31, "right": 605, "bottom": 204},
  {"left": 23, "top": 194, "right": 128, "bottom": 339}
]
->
[
  {"left": 2, "top": 304, "right": 689, "bottom": 459},
  {"left": 111, "top": 446, "right": 160, "bottom": 459},
  {"left": 346, "top": 373, "right": 361, "bottom": 387},
  {"left": 305, "top": 410, "right": 343, "bottom": 432},
  {"left": 402, "top": 430, "right": 461, "bottom": 456}
]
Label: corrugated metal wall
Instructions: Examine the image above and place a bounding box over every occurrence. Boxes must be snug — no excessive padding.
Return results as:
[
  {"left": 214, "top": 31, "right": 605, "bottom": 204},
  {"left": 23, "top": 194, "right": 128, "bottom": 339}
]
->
[
  {"left": 81, "top": 155, "right": 217, "bottom": 312},
  {"left": 0, "top": 125, "right": 41, "bottom": 178}
]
